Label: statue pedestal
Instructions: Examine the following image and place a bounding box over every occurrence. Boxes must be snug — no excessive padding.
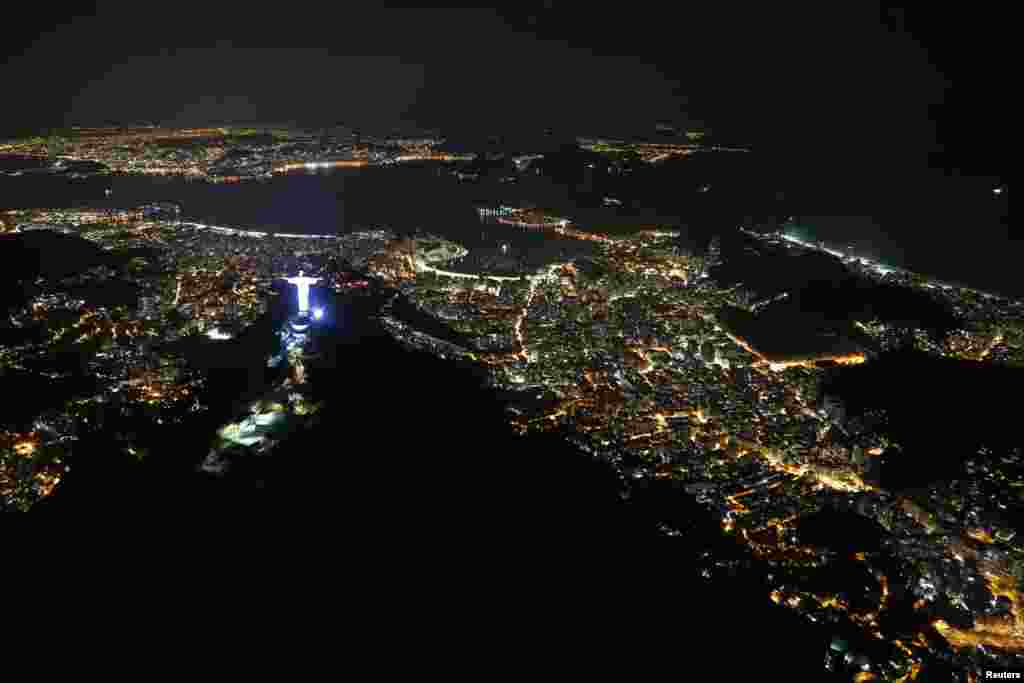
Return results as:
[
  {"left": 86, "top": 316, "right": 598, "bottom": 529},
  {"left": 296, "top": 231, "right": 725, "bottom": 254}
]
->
[{"left": 289, "top": 312, "right": 311, "bottom": 333}]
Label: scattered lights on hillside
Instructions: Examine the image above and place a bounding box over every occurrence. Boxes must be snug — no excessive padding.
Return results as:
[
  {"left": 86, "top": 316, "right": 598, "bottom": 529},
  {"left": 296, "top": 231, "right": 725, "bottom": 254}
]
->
[{"left": 14, "top": 441, "right": 36, "bottom": 456}]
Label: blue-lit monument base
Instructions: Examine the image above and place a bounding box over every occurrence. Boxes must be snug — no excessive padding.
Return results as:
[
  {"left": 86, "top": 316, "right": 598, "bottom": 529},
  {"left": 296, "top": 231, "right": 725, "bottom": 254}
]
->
[
  {"left": 280, "top": 312, "right": 312, "bottom": 351},
  {"left": 206, "top": 303, "right": 324, "bottom": 474},
  {"left": 290, "top": 312, "right": 311, "bottom": 333}
]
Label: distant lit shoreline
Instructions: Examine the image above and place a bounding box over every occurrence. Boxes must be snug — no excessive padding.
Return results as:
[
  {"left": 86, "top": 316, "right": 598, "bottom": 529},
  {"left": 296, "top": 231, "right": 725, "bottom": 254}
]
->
[{"left": 750, "top": 225, "right": 1014, "bottom": 303}]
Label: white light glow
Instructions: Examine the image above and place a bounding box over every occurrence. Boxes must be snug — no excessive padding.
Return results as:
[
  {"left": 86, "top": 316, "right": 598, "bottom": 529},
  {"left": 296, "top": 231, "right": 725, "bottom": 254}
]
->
[
  {"left": 284, "top": 271, "right": 320, "bottom": 313},
  {"left": 313, "top": 307, "right": 324, "bottom": 320},
  {"left": 206, "top": 328, "right": 233, "bottom": 340}
]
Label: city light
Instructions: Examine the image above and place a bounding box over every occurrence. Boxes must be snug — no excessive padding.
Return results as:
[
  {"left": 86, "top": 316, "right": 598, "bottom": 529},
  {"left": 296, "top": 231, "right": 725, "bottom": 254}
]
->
[
  {"left": 6, "top": 125, "right": 1024, "bottom": 681},
  {"left": 14, "top": 441, "right": 36, "bottom": 456}
]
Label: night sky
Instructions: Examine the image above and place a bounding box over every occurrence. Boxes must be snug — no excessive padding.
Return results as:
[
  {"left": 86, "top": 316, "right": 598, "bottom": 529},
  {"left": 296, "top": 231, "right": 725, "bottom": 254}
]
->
[{"left": 0, "top": 3, "right": 1009, "bottom": 179}]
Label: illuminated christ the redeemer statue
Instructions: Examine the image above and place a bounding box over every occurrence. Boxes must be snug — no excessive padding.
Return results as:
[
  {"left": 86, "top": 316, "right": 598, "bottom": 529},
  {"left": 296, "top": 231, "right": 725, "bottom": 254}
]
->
[{"left": 284, "top": 270, "right": 320, "bottom": 314}]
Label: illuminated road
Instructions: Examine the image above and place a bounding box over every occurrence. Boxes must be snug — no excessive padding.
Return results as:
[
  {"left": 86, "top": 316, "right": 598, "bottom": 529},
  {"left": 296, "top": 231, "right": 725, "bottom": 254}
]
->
[
  {"left": 273, "top": 160, "right": 368, "bottom": 173},
  {"left": 181, "top": 222, "right": 342, "bottom": 240},
  {"left": 413, "top": 259, "right": 533, "bottom": 283}
]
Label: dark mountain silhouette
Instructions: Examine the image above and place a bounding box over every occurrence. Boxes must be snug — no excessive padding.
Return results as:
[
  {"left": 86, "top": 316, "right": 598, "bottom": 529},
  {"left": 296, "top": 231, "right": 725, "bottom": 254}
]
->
[{"left": 0, "top": 231, "right": 121, "bottom": 313}]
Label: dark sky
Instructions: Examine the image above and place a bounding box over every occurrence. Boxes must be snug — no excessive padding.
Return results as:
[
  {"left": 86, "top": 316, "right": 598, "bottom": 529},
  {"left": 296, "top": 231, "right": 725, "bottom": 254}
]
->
[{"left": 0, "top": 3, "right": 1009, "bottom": 176}]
